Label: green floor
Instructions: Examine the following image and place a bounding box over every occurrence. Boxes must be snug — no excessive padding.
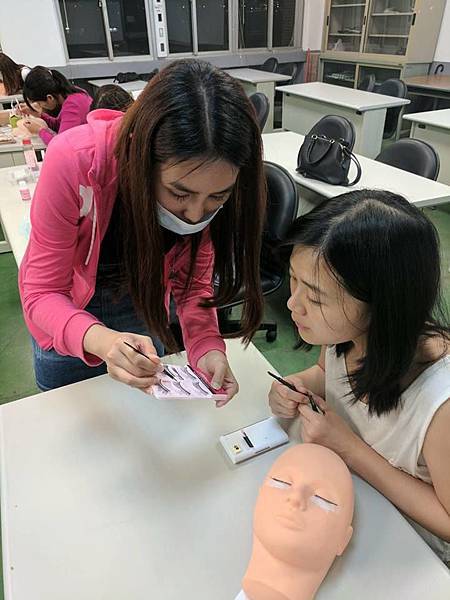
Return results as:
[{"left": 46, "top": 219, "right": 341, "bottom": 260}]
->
[{"left": 0, "top": 206, "right": 449, "bottom": 597}]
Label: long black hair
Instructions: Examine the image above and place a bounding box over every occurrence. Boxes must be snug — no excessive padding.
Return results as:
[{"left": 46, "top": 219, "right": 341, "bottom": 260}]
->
[
  {"left": 115, "top": 59, "right": 266, "bottom": 352},
  {"left": 90, "top": 84, "right": 133, "bottom": 112},
  {"left": 0, "top": 53, "right": 25, "bottom": 95},
  {"left": 283, "top": 189, "right": 449, "bottom": 416},
  {"left": 23, "top": 66, "right": 80, "bottom": 108}
]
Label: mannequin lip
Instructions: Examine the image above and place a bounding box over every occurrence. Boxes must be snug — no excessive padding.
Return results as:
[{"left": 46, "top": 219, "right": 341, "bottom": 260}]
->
[{"left": 276, "top": 514, "right": 306, "bottom": 531}]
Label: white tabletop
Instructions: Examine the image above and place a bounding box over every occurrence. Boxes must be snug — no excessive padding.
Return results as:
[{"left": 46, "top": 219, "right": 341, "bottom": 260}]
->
[
  {"left": 403, "top": 108, "right": 450, "bottom": 130},
  {"left": 223, "top": 68, "right": 292, "bottom": 84},
  {"left": 0, "top": 94, "right": 23, "bottom": 104},
  {"left": 0, "top": 165, "right": 36, "bottom": 264},
  {"left": 88, "top": 78, "right": 147, "bottom": 93},
  {"left": 275, "top": 82, "right": 410, "bottom": 112},
  {"left": 262, "top": 131, "right": 450, "bottom": 208},
  {"left": 0, "top": 136, "right": 45, "bottom": 154},
  {"left": 1, "top": 339, "right": 449, "bottom": 600}
]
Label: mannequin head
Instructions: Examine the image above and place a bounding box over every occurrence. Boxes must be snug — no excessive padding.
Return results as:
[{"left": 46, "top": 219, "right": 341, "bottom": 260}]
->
[{"left": 243, "top": 444, "right": 354, "bottom": 600}]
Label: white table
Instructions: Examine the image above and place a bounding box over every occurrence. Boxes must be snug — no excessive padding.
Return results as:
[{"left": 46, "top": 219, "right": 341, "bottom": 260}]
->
[
  {"left": 0, "top": 135, "right": 45, "bottom": 169},
  {"left": 0, "top": 165, "right": 37, "bottom": 262},
  {"left": 88, "top": 78, "right": 147, "bottom": 94},
  {"left": 1, "top": 339, "right": 449, "bottom": 599},
  {"left": 0, "top": 94, "right": 23, "bottom": 110},
  {"left": 262, "top": 131, "right": 450, "bottom": 214},
  {"left": 403, "top": 108, "right": 450, "bottom": 185},
  {"left": 276, "top": 82, "right": 410, "bottom": 158},
  {"left": 223, "top": 68, "right": 291, "bottom": 133}
]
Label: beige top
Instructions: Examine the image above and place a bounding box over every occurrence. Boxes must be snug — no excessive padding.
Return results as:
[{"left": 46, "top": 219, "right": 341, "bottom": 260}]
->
[{"left": 325, "top": 346, "right": 450, "bottom": 562}]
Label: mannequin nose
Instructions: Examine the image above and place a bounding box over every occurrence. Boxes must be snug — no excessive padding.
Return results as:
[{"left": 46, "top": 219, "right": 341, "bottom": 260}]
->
[{"left": 287, "top": 485, "right": 309, "bottom": 511}]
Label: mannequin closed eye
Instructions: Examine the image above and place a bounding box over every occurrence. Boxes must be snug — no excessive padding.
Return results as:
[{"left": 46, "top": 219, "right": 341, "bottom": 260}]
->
[{"left": 267, "top": 478, "right": 338, "bottom": 512}]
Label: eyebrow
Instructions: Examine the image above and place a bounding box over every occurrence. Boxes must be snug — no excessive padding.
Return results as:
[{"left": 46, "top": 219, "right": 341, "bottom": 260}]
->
[
  {"left": 168, "top": 181, "right": 235, "bottom": 195},
  {"left": 289, "top": 267, "right": 327, "bottom": 298}
]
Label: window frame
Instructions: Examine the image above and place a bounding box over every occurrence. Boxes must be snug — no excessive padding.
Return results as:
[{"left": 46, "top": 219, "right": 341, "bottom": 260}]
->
[
  {"left": 55, "top": 0, "right": 303, "bottom": 64},
  {"left": 55, "top": 0, "right": 154, "bottom": 63}
]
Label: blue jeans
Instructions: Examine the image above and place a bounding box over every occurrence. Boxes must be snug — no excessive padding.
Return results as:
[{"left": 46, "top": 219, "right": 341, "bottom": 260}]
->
[{"left": 32, "top": 285, "right": 164, "bottom": 392}]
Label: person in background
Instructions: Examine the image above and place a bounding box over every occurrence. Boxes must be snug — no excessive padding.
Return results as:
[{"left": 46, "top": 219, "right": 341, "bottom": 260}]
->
[
  {"left": 90, "top": 84, "right": 133, "bottom": 112},
  {"left": 19, "top": 60, "right": 266, "bottom": 404},
  {"left": 0, "top": 52, "right": 29, "bottom": 96},
  {"left": 269, "top": 190, "right": 450, "bottom": 564},
  {"left": 20, "top": 66, "right": 92, "bottom": 145}
]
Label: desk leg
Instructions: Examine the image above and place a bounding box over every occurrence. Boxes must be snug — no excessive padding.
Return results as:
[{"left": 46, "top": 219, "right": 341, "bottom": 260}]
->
[
  {"left": 357, "top": 109, "right": 386, "bottom": 158},
  {"left": 410, "top": 123, "right": 450, "bottom": 185},
  {"left": 255, "top": 82, "right": 275, "bottom": 133}
]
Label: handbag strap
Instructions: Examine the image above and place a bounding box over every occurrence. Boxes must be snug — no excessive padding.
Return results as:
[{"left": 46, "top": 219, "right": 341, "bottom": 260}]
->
[{"left": 342, "top": 147, "right": 362, "bottom": 186}]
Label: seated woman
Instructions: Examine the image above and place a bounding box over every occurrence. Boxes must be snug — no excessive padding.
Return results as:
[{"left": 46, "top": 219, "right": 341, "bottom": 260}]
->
[
  {"left": 20, "top": 67, "right": 92, "bottom": 145},
  {"left": 90, "top": 84, "right": 133, "bottom": 112},
  {"left": 0, "top": 52, "right": 29, "bottom": 96}
]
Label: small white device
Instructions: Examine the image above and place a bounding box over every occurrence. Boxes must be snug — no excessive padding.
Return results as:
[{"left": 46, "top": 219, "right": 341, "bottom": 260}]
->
[{"left": 220, "top": 417, "right": 289, "bottom": 464}]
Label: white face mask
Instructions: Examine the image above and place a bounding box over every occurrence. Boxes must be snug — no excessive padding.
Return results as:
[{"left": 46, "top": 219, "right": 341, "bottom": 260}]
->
[{"left": 157, "top": 203, "right": 222, "bottom": 235}]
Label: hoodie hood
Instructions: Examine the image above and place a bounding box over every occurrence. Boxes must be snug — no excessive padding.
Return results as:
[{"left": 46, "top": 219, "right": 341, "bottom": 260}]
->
[{"left": 85, "top": 109, "right": 124, "bottom": 189}]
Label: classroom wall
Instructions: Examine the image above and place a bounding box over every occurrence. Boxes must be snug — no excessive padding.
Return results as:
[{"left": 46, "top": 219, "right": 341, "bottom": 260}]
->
[
  {"left": 434, "top": 0, "right": 450, "bottom": 63},
  {"left": 302, "top": 0, "right": 326, "bottom": 51},
  {"left": 0, "top": 0, "right": 67, "bottom": 67}
]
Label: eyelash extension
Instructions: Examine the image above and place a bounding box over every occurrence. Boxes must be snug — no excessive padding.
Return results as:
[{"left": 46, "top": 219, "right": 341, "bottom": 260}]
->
[
  {"left": 311, "top": 495, "right": 338, "bottom": 512},
  {"left": 268, "top": 477, "right": 292, "bottom": 490}
]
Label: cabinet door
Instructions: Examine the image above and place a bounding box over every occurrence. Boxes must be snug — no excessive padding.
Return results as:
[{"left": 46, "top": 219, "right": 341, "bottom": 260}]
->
[
  {"left": 326, "top": 0, "right": 369, "bottom": 53},
  {"left": 322, "top": 60, "right": 357, "bottom": 87},
  {"left": 364, "top": 0, "right": 416, "bottom": 56}
]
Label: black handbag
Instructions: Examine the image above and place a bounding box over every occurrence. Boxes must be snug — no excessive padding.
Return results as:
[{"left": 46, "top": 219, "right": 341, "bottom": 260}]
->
[
  {"left": 296, "top": 115, "right": 362, "bottom": 186},
  {"left": 113, "top": 71, "right": 140, "bottom": 84}
]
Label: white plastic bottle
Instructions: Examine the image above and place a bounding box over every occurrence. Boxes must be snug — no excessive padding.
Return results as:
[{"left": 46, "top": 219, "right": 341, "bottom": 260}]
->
[
  {"left": 22, "top": 139, "right": 39, "bottom": 172},
  {"left": 18, "top": 180, "right": 31, "bottom": 201}
]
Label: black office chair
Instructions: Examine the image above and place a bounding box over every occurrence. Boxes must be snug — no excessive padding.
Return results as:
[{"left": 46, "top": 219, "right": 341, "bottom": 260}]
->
[
  {"left": 375, "top": 138, "right": 440, "bottom": 180},
  {"left": 358, "top": 74, "right": 376, "bottom": 92},
  {"left": 217, "top": 162, "right": 299, "bottom": 342},
  {"left": 249, "top": 92, "right": 270, "bottom": 130},
  {"left": 260, "top": 57, "right": 279, "bottom": 73},
  {"left": 377, "top": 78, "right": 408, "bottom": 139}
]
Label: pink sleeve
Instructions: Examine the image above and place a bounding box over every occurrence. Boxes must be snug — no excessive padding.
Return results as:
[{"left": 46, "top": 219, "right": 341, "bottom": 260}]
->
[
  {"left": 19, "top": 136, "right": 103, "bottom": 365},
  {"left": 171, "top": 233, "right": 226, "bottom": 367},
  {"left": 40, "top": 112, "right": 59, "bottom": 131},
  {"left": 39, "top": 126, "right": 56, "bottom": 145}
]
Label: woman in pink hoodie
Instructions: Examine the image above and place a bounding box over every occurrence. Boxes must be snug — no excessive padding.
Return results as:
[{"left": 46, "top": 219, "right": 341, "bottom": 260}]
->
[
  {"left": 19, "top": 59, "right": 266, "bottom": 403},
  {"left": 20, "top": 66, "right": 92, "bottom": 145}
]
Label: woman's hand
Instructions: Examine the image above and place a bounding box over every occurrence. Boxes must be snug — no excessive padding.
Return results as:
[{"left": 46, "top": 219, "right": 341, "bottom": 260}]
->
[
  {"left": 19, "top": 102, "right": 41, "bottom": 117},
  {"left": 22, "top": 116, "right": 46, "bottom": 135},
  {"left": 269, "top": 374, "right": 311, "bottom": 418},
  {"left": 83, "top": 324, "right": 163, "bottom": 390},
  {"left": 197, "top": 350, "right": 238, "bottom": 407},
  {"left": 298, "top": 396, "right": 361, "bottom": 463}
]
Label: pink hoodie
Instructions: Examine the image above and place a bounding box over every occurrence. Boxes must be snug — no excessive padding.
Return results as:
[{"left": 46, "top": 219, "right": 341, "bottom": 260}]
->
[
  {"left": 19, "top": 109, "right": 225, "bottom": 367},
  {"left": 39, "top": 91, "right": 92, "bottom": 145}
]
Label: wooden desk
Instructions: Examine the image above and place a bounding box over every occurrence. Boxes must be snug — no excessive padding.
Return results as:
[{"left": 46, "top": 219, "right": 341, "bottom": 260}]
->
[
  {"left": 262, "top": 131, "right": 450, "bottom": 214},
  {"left": 405, "top": 75, "right": 450, "bottom": 108},
  {"left": 223, "top": 68, "right": 291, "bottom": 133},
  {"left": 1, "top": 339, "right": 449, "bottom": 599},
  {"left": 276, "top": 82, "right": 410, "bottom": 158},
  {"left": 403, "top": 108, "right": 450, "bottom": 185}
]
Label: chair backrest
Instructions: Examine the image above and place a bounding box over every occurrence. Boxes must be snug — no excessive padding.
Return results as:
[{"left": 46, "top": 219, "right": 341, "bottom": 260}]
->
[
  {"left": 260, "top": 57, "right": 278, "bottom": 72},
  {"left": 264, "top": 161, "right": 299, "bottom": 244},
  {"left": 375, "top": 138, "right": 440, "bottom": 180},
  {"left": 249, "top": 92, "right": 270, "bottom": 130},
  {"left": 359, "top": 73, "right": 376, "bottom": 92},
  {"left": 377, "top": 78, "right": 408, "bottom": 139}
]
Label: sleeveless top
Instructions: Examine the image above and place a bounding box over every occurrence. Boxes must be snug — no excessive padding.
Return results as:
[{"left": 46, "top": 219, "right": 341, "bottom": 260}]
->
[{"left": 325, "top": 345, "right": 450, "bottom": 562}]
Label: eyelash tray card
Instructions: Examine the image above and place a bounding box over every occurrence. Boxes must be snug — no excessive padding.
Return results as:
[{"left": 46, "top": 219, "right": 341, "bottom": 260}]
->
[{"left": 152, "top": 364, "right": 228, "bottom": 402}]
